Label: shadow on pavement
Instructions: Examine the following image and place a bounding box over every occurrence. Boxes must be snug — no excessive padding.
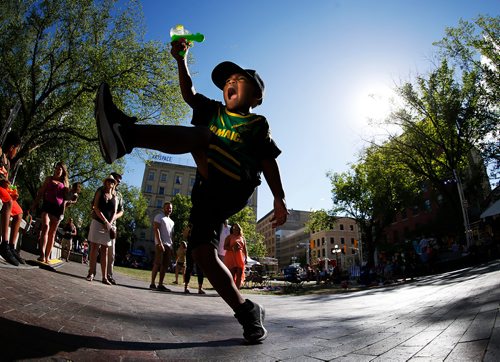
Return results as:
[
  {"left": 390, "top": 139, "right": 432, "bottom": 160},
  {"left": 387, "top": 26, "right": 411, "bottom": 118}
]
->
[{"left": 0, "top": 317, "right": 242, "bottom": 360}]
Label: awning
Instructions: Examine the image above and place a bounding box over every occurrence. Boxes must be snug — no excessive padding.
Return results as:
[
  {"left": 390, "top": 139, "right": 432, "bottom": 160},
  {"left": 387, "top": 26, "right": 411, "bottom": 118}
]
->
[
  {"left": 246, "top": 257, "right": 260, "bottom": 266},
  {"left": 481, "top": 199, "right": 500, "bottom": 219}
]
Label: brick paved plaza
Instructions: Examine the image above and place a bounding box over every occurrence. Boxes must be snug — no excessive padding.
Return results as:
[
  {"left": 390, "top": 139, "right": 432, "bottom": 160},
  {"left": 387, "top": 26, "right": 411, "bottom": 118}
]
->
[{"left": 1, "top": 253, "right": 499, "bottom": 361}]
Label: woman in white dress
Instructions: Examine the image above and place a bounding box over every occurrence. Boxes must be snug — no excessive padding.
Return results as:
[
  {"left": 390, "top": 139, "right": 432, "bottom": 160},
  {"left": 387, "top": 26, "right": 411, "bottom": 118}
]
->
[{"left": 86, "top": 175, "right": 118, "bottom": 285}]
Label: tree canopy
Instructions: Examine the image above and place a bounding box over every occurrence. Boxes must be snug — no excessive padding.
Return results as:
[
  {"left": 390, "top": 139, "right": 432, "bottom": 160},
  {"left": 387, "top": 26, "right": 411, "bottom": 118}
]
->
[
  {"left": 0, "top": 0, "right": 189, "bottom": 199},
  {"left": 432, "top": 15, "right": 499, "bottom": 181},
  {"left": 326, "top": 15, "right": 498, "bottom": 263}
]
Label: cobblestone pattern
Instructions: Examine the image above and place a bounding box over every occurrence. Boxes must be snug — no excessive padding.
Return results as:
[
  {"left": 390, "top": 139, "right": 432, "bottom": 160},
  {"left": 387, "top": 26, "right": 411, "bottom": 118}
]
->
[{"left": 1, "top": 253, "right": 499, "bottom": 361}]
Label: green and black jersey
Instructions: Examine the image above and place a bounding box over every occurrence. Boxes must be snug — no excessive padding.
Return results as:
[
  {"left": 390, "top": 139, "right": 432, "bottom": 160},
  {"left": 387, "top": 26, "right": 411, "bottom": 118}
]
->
[{"left": 191, "top": 94, "right": 281, "bottom": 185}]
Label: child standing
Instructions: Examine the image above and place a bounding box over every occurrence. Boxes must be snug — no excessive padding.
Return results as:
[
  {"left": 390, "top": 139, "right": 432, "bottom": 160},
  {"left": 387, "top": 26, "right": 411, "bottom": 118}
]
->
[
  {"left": 174, "top": 241, "right": 187, "bottom": 285},
  {"left": 95, "top": 39, "right": 288, "bottom": 343},
  {"left": 81, "top": 240, "right": 88, "bottom": 264}
]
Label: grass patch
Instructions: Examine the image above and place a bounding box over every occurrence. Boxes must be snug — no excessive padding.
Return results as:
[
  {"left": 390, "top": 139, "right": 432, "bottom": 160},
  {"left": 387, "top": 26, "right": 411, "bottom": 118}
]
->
[
  {"left": 113, "top": 266, "right": 214, "bottom": 290},
  {"left": 113, "top": 266, "right": 388, "bottom": 296}
]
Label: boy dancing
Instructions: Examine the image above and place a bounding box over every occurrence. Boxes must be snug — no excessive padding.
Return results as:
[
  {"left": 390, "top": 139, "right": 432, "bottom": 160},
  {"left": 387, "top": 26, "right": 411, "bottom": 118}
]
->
[{"left": 95, "top": 39, "right": 288, "bottom": 343}]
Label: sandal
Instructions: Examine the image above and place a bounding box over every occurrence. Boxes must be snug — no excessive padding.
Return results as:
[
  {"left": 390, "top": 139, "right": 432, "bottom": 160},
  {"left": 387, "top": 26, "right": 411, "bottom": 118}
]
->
[{"left": 86, "top": 274, "right": 94, "bottom": 281}]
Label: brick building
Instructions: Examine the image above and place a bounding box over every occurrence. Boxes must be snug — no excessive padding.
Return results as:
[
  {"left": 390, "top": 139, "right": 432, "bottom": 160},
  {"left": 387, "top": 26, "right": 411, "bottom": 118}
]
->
[{"left": 133, "top": 155, "right": 257, "bottom": 260}]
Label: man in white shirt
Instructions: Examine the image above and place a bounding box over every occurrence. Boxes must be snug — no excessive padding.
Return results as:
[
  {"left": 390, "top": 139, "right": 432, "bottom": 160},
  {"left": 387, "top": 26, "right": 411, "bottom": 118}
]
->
[
  {"left": 217, "top": 219, "right": 231, "bottom": 262},
  {"left": 150, "top": 202, "right": 174, "bottom": 291}
]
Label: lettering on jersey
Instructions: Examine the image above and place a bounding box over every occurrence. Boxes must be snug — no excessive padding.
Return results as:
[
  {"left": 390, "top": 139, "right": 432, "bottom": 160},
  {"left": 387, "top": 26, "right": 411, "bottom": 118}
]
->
[{"left": 209, "top": 125, "right": 242, "bottom": 143}]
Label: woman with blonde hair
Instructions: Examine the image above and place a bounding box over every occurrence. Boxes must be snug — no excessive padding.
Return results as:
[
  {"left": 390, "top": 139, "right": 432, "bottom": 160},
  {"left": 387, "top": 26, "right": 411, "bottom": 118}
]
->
[
  {"left": 224, "top": 223, "right": 248, "bottom": 289},
  {"left": 31, "top": 161, "right": 70, "bottom": 263}
]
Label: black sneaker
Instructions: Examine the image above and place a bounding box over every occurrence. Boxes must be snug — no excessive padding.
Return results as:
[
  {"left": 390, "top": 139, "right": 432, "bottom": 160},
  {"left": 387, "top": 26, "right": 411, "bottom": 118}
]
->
[
  {"left": 149, "top": 283, "right": 157, "bottom": 290},
  {"left": 157, "top": 284, "right": 171, "bottom": 292},
  {"left": 0, "top": 242, "right": 19, "bottom": 266},
  {"left": 10, "top": 245, "right": 26, "bottom": 265},
  {"left": 95, "top": 82, "right": 136, "bottom": 164},
  {"left": 234, "top": 299, "right": 268, "bottom": 343},
  {"left": 107, "top": 276, "right": 117, "bottom": 285}
]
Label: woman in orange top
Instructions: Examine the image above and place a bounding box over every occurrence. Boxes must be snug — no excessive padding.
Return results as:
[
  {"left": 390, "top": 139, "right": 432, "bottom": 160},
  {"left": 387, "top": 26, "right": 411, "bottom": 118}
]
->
[{"left": 224, "top": 223, "right": 247, "bottom": 289}]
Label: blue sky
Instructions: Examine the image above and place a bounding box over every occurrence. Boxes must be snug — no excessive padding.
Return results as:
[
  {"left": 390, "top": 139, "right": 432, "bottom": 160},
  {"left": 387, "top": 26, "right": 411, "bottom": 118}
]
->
[{"left": 122, "top": 0, "right": 499, "bottom": 220}]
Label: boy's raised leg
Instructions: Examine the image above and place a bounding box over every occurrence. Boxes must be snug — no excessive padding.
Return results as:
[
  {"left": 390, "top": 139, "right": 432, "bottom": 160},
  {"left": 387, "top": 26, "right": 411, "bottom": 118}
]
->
[
  {"left": 95, "top": 83, "right": 211, "bottom": 166},
  {"left": 95, "top": 83, "right": 136, "bottom": 164}
]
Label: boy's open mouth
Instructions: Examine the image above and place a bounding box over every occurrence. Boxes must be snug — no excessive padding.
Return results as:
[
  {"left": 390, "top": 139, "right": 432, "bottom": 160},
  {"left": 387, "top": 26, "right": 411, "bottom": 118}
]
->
[{"left": 227, "top": 87, "right": 237, "bottom": 99}]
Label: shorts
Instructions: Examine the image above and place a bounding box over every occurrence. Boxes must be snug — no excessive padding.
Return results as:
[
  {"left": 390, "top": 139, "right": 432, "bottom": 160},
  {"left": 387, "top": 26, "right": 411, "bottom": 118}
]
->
[
  {"left": 188, "top": 173, "right": 256, "bottom": 250},
  {"left": 61, "top": 238, "right": 72, "bottom": 251},
  {"left": 153, "top": 244, "right": 173, "bottom": 267},
  {"left": 41, "top": 200, "right": 64, "bottom": 219},
  {"left": 11, "top": 200, "right": 23, "bottom": 216},
  {"left": 0, "top": 187, "right": 23, "bottom": 216},
  {"left": 0, "top": 186, "right": 12, "bottom": 203}
]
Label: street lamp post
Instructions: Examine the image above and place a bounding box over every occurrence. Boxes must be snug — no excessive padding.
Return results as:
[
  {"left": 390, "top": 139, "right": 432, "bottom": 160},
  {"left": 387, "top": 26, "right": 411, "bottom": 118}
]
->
[
  {"left": 331, "top": 244, "right": 342, "bottom": 271},
  {"left": 453, "top": 169, "right": 472, "bottom": 248}
]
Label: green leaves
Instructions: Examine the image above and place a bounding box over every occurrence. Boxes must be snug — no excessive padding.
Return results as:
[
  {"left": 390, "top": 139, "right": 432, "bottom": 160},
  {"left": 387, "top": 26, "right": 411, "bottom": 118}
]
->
[{"left": 1, "top": 0, "right": 188, "bottom": 176}]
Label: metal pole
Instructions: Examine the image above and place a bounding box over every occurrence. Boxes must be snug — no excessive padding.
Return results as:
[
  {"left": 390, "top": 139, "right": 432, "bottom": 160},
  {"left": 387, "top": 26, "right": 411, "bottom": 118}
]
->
[{"left": 453, "top": 169, "right": 472, "bottom": 248}]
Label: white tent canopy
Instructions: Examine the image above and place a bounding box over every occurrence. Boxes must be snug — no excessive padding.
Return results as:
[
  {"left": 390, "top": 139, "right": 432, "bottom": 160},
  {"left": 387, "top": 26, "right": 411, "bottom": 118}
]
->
[
  {"left": 246, "top": 257, "right": 260, "bottom": 266},
  {"left": 481, "top": 200, "right": 500, "bottom": 219}
]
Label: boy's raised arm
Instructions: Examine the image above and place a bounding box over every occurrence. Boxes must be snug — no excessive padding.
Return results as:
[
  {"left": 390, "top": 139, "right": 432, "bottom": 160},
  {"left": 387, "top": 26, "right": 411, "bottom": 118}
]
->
[
  {"left": 171, "top": 40, "right": 200, "bottom": 109},
  {"left": 261, "top": 158, "right": 288, "bottom": 228}
]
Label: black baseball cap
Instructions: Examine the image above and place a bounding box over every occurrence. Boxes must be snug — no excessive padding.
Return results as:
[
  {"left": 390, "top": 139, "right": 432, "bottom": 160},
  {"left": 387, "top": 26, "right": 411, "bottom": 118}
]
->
[
  {"left": 212, "top": 61, "right": 265, "bottom": 103},
  {"left": 110, "top": 172, "right": 122, "bottom": 181}
]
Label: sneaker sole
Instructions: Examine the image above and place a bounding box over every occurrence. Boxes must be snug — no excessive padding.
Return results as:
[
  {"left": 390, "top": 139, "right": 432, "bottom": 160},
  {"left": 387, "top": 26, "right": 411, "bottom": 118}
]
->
[
  {"left": 244, "top": 304, "right": 268, "bottom": 343},
  {"left": 255, "top": 305, "right": 268, "bottom": 342},
  {"left": 96, "top": 83, "right": 117, "bottom": 164}
]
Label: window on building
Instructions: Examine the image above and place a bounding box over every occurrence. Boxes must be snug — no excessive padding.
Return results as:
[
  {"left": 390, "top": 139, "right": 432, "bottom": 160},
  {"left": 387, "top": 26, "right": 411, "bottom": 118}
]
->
[
  {"left": 173, "top": 188, "right": 180, "bottom": 196},
  {"left": 341, "top": 237, "right": 345, "bottom": 244},
  {"left": 321, "top": 237, "right": 325, "bottom": 245},
  {"left": 140, "top": 231, "right": 146, "bottom": 240},
  {"left": 175, "top": 175, "right": 182, "bottom": 184},
  {"left": 158, "top": 186, "right": 165, "bottom": 195},
  {"left": 189, "top": 176, "right": 196, "bottom": 187},
  {"left": 160, "top": 172, "right": 168, "bottom": 182},
  {"left": 349, "top": 225, "right": 354, "bottom": 231},
  {"left": 156, "top": 199, "right": 163, "bottom": 208},
  {"left": 351, "top": 238, "right": 355, "bottom": 245},
  {"left": 424, "top": 199, "right": 432, "bottom": 211},
  {"left": 148, "top": 171, "right": 155, "bottom": 181},
  {"left": 330, "top": 237, "right": 334, "bottom": 244},
  {"left": 340, "top": 224, "right": 344, "bottom": 230},
  {"left": 322, "top": 249, "right": 325, "bottom": 257},
  {"left": 145, "top": 184, "right": 152, "bottom": 193}
]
